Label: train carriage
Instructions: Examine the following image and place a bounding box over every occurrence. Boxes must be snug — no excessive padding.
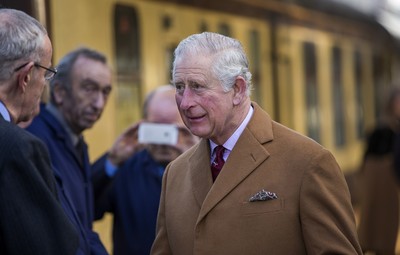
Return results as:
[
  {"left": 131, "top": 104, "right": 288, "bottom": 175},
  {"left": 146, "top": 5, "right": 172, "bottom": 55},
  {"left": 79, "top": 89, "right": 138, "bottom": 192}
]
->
[
  {"left": 6, "top": 0, "right": 397, "bottom": 173},
  {"left": 5, "top": 0, "right": 400, "bottom": 251}
]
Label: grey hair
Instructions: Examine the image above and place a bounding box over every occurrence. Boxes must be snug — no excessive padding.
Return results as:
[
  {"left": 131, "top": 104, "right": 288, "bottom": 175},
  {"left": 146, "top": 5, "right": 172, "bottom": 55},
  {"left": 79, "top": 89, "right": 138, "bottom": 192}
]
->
[
  {"left": 49, "top": 47, "right": 107, "bottom": 104},
  {"left": 0, "top": 8, "right": 47, "bottom": 82},
  {"left": 172, "top": 32, "right": 252, "bottom": 95}
]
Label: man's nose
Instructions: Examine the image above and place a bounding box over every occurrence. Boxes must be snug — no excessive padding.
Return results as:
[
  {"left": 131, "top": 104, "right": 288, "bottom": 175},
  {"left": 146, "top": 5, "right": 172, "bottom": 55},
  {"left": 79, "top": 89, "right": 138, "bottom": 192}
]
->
[
  {"left": 92, "top": 91, "right": 106, "bottom": 110},
  {"left": 177, "top": 88, "right": 194, "bottom": 110}
]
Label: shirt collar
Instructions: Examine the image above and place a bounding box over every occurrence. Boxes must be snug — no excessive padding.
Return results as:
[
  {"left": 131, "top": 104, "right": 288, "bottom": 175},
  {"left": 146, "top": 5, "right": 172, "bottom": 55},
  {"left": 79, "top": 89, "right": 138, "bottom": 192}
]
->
[
  {"left": 0, "top": 101, "right": 11, "bottom": 122},
  {"left": 209, "top": 104, "right": 254, "bottom": 155}
]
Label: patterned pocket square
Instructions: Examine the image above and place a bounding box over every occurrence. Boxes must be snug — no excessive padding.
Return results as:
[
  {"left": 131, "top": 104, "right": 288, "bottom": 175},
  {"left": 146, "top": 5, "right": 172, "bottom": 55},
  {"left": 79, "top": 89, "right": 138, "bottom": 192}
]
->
[{"left": 249, "top": 189, "right": 278, "bottom": 202}]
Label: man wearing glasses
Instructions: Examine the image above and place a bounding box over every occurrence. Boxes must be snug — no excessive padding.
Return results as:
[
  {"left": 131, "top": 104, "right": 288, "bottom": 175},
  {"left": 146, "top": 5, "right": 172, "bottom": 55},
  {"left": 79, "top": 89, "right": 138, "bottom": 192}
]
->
[
  {"left": 14, "top": 62, "right": 57, "bottom": 80},
  {"left": 0, "top": 8, "right": 78, "bottom": 255},
  {"left": 27, "top": 47, "right": 112, "bottom": 255}
]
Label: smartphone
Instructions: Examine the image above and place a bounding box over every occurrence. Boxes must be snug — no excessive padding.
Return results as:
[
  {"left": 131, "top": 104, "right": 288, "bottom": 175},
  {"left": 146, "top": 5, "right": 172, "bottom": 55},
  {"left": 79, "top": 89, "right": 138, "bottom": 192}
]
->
[{"left": 138, "top": 122, "right": 178, "bottom": 145}]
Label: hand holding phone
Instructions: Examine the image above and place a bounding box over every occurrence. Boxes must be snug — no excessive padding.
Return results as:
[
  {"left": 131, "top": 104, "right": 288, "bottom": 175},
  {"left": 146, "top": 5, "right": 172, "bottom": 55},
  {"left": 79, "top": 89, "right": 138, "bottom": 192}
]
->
[{"left": 108, "top": 121, "right": 144, "bottom": 166}]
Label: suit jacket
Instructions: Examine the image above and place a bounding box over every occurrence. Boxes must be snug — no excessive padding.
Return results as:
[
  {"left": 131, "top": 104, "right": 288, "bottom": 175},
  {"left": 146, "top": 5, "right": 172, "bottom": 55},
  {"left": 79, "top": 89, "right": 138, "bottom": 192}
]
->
[
  {"left": 26, "top": 105, "right": 108, "bottom": 255},
  {"left": 151, "top": 102, "right": 362, "bottom": 255},
  {"left": 0, "top": 116, "right": 79, "bottom": 255}
]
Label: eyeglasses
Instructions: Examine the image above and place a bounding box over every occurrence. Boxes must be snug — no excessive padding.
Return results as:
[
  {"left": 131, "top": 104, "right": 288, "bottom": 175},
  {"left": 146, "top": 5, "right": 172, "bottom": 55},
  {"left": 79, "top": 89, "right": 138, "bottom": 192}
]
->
[
  {"left": 35, "top": 63, "right": 57, "bottom": 80},
  {"left": 14, "top": 62, "right": 58, "bottom": 81}
]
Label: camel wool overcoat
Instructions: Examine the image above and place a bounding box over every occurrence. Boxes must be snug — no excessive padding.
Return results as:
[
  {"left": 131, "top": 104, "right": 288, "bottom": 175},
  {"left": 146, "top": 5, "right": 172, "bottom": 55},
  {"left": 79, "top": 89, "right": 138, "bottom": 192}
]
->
[{"left": 151, "top": 102, "right": 362, "bottom": 255}]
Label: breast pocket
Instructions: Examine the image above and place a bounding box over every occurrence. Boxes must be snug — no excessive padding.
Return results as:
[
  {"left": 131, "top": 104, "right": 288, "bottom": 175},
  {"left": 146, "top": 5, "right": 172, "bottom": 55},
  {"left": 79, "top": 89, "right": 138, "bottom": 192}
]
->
[{"left": 240, "top": 198, "right": 284, "bottom": 216}]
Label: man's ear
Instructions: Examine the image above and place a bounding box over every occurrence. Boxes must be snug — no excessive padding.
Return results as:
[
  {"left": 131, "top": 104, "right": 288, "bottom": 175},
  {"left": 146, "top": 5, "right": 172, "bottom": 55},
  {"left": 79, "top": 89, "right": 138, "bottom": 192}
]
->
[
  {"left": 17, "top": 62, "right": 35, "bottom": 93},
  {"left": 233, "top": 76, "right": 247, "bottom": 106},
  {"left": 52, "top": 82, "right": 66, "bottom": 105}
]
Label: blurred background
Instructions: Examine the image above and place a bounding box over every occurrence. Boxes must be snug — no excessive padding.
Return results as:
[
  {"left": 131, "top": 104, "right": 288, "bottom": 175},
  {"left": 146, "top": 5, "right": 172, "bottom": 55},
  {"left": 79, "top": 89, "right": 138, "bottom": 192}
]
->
[{"left": 3, "top": 0, "right": 400, "bottom": 253}]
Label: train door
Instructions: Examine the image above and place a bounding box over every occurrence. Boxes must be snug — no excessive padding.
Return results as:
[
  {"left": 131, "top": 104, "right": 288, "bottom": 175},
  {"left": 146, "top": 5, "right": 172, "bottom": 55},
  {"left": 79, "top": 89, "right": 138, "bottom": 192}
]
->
[
  {"left": 1, "top": 0, "right": 50, "bottom": 26},
  {"left": 113, "top": 4, "right": 142, "bottom": 134}
]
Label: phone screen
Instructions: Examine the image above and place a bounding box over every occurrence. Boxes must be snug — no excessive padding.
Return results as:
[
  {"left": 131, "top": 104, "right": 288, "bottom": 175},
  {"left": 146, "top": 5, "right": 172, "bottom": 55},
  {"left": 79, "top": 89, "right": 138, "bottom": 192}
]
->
[{"left": 138, "top": 123, "right": 178, "bottom": 145}]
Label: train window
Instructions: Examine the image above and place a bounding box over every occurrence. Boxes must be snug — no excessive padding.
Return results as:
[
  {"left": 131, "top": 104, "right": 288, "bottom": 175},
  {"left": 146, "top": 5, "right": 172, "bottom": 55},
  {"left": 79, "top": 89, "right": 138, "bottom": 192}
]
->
[
  {"left": 218, "top": 23, "right": 231, "bottom": 36},
  {"left": 1, "top": 0, "right": 33, "bottom": 14},
  {"left": 162, "top": 15, "right": 172, "bottom": 31},
  {"left": 113, "top": 4, "right": 142, "bottom": 133},
  {"left": 249, "top": 30, "right": 261, "bottom": 104},
  {"left": 200, "top": 21, "right": 208, "bottom": 32},
  {"left": 354, "top": 50, "right": 364, "bottom": 139},
  {"left": 373, "top": 54, "right": 385, "bottom": 121},
  {"left": 2, "top": 0, "right": 52, "bottom": 40},
  {"left": 303, "top": 42, "right": 320, "bottom": 143},
  {"left": 114, "top": 5, "right": 140, "bottom": 75},
  {"left": 331, "top": 46, "right": 346, "bottom": 147}
]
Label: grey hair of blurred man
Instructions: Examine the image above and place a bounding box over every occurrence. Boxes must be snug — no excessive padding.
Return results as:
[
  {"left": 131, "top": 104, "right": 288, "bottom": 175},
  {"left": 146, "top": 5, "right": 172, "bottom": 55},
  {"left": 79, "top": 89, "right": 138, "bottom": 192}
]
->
[
  {"left": 172, "top": 32, "right": 253, "bottom": 96},
  {"left": 0, "top": 8, "right": 47, "bottom": 82},
  {"left": 48, "top": 47, "right": 107, "bottom": 103}
]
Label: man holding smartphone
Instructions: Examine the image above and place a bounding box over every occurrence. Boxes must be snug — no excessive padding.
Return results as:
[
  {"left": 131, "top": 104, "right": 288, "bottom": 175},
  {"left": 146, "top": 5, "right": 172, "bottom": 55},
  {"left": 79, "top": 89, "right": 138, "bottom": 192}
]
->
[{"left": 93, "top": 85, "right": 198, "bottom": 255}]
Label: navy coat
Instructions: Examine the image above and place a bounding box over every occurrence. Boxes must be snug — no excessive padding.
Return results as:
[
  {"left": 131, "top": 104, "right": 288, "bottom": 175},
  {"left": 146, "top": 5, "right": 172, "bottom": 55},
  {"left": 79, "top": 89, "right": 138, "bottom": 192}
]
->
[
  {"left": 93, "top": 150, "right": 164, "bottom": 255},
  {"left": 26, "top": 106, "right": 108, "bottom": 255}
]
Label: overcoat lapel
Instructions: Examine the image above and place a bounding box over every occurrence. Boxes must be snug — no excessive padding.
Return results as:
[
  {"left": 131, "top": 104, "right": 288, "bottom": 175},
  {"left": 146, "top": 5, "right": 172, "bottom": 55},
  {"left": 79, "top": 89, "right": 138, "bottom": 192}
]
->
[
  {"left": 193, "top": 103, "right": 274, "bottom": 224},
  {"left": 189, "top": 139, "right": 214, "bottom": 208}
]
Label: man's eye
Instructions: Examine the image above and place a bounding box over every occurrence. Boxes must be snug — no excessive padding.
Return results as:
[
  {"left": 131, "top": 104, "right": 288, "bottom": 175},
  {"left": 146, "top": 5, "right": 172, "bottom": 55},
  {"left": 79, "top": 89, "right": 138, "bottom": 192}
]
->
[
  {"left": 192, "top": 84, "right": 204, "bottom": 91},
  {"left": 82, "top": 85, "right": 97, "bottom": 94},
  {"left": 175, "top": 84, "right": 184, "bottom": 92},
  {"left": 102, "top": 88, "right": 112, "bottom": 96}
]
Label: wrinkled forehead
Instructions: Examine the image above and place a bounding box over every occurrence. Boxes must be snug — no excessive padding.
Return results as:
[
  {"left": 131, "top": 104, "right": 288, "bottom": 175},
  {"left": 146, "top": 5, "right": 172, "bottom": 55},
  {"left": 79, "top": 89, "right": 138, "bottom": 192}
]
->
[
  {"left": 172, "top": 54, "right": 214, "bottom": 83},
  {"left": 174, "top": 51, "right": 214, "bottom": 68},
  {"left": 147, "top": 109, "right": 182, "bottom": 125},
  {"left": 70, "top": 57, "right": 112, "bottom": 86}
]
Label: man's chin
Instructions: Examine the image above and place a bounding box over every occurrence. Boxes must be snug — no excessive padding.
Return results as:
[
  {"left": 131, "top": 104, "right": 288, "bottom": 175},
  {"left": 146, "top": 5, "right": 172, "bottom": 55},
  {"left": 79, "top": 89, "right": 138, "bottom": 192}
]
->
[
  {"left": 85, "top": 117, "right": 99, "bottom": 124},
  {"left": 83, "top": 120, "right": 96, "bottom": 129},
  {"left": 26, "top": 107, "right": 40, "bottom": 122}
]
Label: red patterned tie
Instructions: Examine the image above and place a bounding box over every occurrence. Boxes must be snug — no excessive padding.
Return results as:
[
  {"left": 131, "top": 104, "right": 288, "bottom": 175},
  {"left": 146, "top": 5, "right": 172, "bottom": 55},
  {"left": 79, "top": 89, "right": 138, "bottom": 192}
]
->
[{"left": 211, "top": 145, "right": 225, "bottom": 181}]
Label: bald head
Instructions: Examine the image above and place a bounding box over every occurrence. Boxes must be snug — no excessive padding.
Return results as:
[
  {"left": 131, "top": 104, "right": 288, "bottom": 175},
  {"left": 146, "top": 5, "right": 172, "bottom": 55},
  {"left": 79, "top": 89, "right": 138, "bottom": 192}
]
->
[
  {"left": 144, "top": 85, "right": 183, "bottom": 126},
  {"left": 143, "top": 85, "right": 195, "bottom": 166}
]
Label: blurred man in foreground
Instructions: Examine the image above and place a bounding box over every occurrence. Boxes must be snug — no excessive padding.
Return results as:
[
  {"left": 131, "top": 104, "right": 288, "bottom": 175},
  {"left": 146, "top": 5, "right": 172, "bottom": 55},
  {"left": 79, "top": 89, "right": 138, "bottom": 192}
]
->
[{"left": 0, "top": 8, "right": 78, "bottom": 255}]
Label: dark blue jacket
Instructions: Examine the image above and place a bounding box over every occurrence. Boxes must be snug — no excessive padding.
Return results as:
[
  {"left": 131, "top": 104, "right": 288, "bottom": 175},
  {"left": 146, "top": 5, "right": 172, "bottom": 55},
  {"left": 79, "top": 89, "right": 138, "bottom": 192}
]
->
[
  {"left": 93, "top": 150, "right": 164, "bottom": 255},
  {"left": 26, "top": 106, "right": 108, "bottom": 255}
]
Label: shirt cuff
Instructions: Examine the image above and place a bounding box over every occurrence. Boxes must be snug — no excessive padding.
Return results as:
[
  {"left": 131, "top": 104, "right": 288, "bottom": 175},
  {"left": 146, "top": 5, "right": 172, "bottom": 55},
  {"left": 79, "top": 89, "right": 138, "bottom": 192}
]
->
[{"left": 105, "top": 159, "right": 118, "bottom": 177}]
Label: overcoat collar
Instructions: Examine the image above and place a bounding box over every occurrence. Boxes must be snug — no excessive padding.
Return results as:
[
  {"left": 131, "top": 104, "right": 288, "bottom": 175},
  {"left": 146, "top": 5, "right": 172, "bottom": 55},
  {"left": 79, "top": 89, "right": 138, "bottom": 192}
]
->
[
  {"left": 40, "top": 105, "right": 89, "bottom": 169},
  {"left": 188, "top": 102, "right": 274, "bottom": 224}
]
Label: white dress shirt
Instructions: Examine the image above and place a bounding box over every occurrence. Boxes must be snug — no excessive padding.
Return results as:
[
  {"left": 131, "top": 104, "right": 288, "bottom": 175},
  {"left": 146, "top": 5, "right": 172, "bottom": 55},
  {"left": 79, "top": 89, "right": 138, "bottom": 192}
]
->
[
  {"left": 0, "top": 101, "right": 11, "bottom": 122},
  {"left": 209, "top": 104, "right": 254, "bottom": 163}
]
